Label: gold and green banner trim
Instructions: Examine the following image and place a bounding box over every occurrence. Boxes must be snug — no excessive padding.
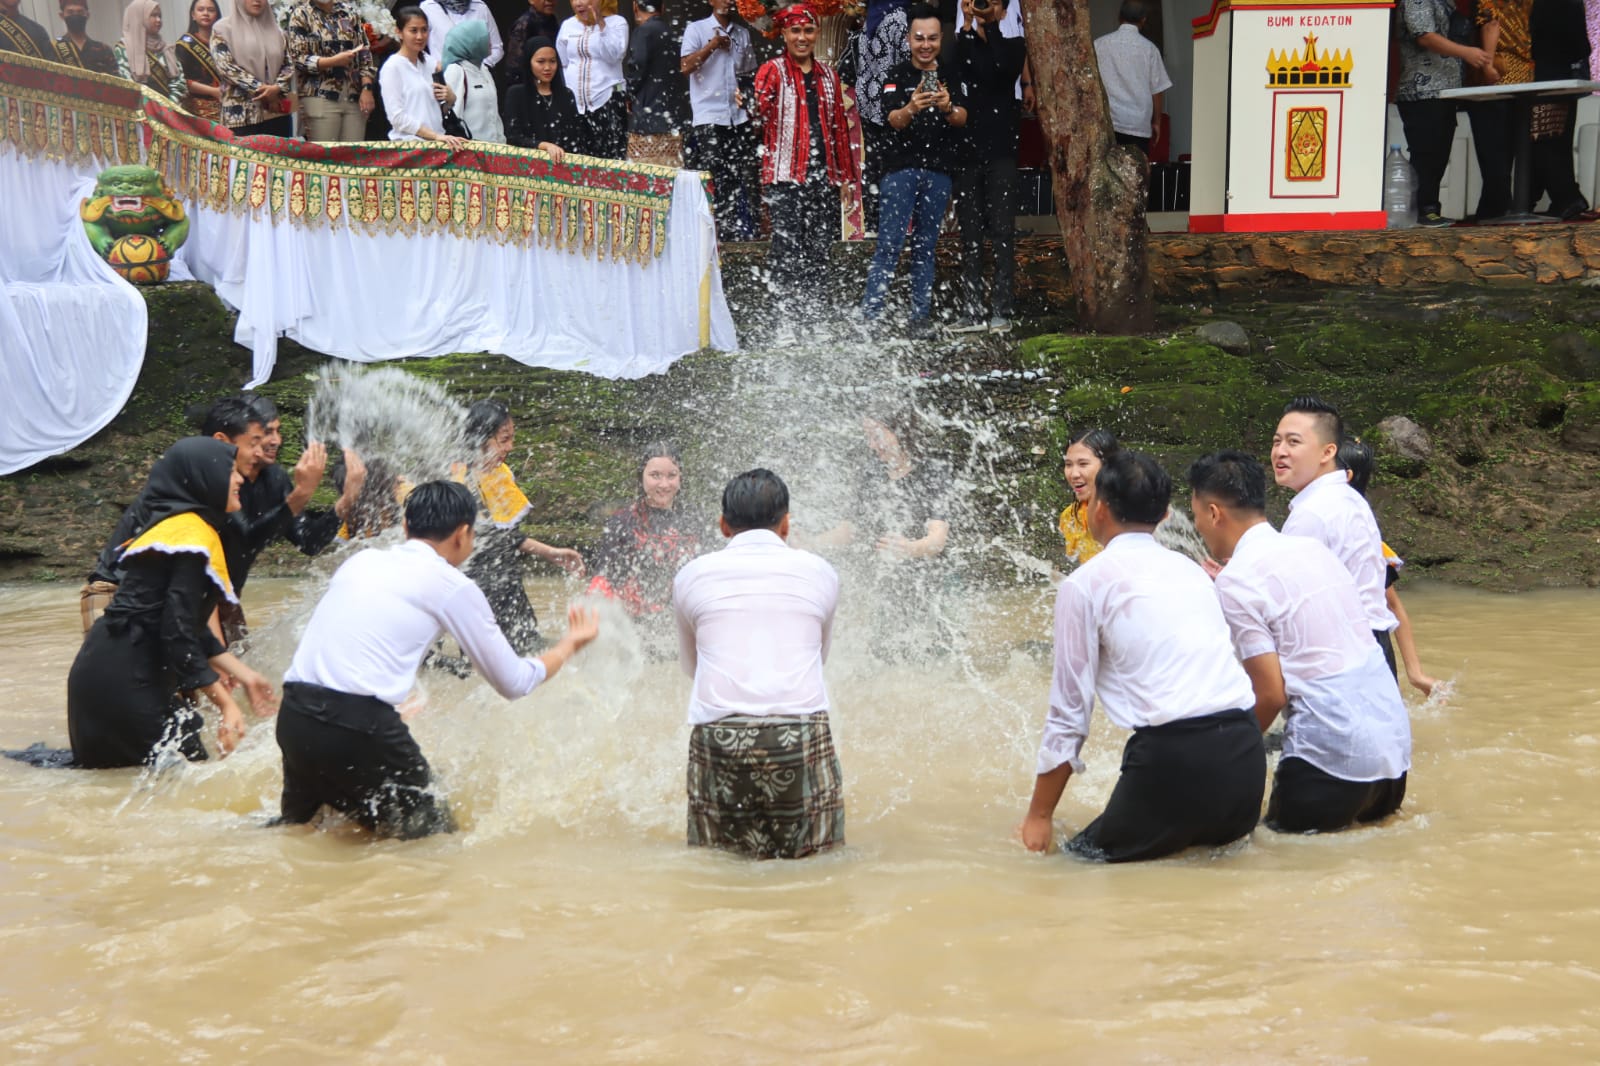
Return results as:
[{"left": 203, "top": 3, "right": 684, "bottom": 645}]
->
[{"left": 0, "top": 52, "right": 142, "bottom": 165}]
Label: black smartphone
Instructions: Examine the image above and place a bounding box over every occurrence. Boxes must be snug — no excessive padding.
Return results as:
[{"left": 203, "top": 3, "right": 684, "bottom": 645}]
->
[{"left": 918, "top": 68, "right": 939, "bottom": 95}]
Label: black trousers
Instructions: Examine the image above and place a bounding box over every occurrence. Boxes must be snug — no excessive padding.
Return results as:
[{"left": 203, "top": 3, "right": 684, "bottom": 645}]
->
[
  {"left": 68, "top": 618, "right": 208, "bottom": 769},
  {"left": 1265, "top": 756, "right": 1407, "bottom": 834},
  {"left": 1466, "top": 99, "right": 1513, "bottom": 219},
  {"left": 1113, "top": 131, "right": 1150, "bottom": 156},
  {"left": 688, "top": 122, "right": 759, "bottom": 241},
  {"left": 233, "top": 114, "right": 294, "bottom": 139},
  {"left": 1374, "top": 628, "right": 1397, "bottom": 679},
  {"left": 578, "top": 93, "right": 629, "bottom": 161},
  {"left": 1396, "top": 98, "right": 1458, "bottom": 215},
  {"left": 1532, "top": 99, "right": 1585, "bottom": 214},
  {"left": 765, "top": 177, "right": 838, "bottom": 300},
  {"left": 276, "top": 681, "right": 456, "bottom": 840},
  {"left": 955, "top": 154, "right": 1018, "bottom": 318},
  {"left": 1067, "top": 708, "right": 1266, "bottom": 864}
]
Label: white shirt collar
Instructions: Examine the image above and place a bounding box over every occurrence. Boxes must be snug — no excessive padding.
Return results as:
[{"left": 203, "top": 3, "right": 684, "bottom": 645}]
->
[
  {"left": 726, "top": 528, "right": 786, "bottom": 549},
  {"left": 1289, "top": 469, "right": 1347, "bottom": 509}
]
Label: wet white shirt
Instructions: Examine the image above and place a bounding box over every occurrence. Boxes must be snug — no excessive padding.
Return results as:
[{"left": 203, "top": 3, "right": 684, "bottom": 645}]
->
[
  {"left": 673, "top": 529, "right": 838, "bottom": 726},
  {"left": 1037, "top": 532, "right": 1256, "bottom": 776},
  {"left": 1282, "top": 470, "right": 1398, "bottom": 632},
  {"left": 1214, "top": 523, "right": 1412, "bottom": 782},
  {"left": 1092, "top": 23, "right": 1172, "bottom": 137},
  {"left": 286, "top": 538, "right": 547, "bottom": 708},
  {"left": 681, "top": 15, "right": 754, "bottom": 127}
]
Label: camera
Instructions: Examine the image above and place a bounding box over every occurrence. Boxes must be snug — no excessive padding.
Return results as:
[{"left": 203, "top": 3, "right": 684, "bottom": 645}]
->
[{"left": 971, "top": 0, "right": 990, "bottom": 11}]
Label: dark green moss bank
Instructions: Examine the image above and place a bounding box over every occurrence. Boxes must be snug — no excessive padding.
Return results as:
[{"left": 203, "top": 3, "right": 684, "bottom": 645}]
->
[{"left": 1, "top": 280, "right": 1596, "bottom": 591}]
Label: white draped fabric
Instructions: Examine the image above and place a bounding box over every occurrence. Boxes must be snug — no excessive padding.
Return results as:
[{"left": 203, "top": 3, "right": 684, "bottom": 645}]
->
[
  {"left": 178, "top": 168, "right": 738, "bottom": 387},
  {"left": 0, "top": 146, "right": 149, "bottom": 476}
]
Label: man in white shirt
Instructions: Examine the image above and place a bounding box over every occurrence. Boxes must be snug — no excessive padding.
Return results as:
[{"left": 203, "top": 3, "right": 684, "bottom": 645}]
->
[
  {"left": 680, "top": 0, "right": 758, "bottom": 239},
  {"left": 673, "top": 469, "right": 844, "bottom": 859},
  {"left": 276, "top": 481, "right": 598, "bottom": 840},
  {"left": 1272, "top": 396, "right": 1400, "bottom": 676},
  {"left": 1192, "top": 451, "right": 1412, "bottom": 834},
  {"left": 1020, "top": 450, "right": 1265, "bottom": 863},
  {"left": 420, "top": 0, "right": 504, "bottom": 73},
  {"left": 1092, "top": 0, "right": 1171, "bottom": 156}
]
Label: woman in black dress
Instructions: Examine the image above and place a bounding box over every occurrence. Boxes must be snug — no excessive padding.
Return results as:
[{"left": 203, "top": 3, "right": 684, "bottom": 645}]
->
[
  {"left": 66, "top": 437, "right": 278, "bottom": 768},
  {"left": 503, "top": 36, "right": 582, "bottom": 159},
  {"left": 588, "top": 442, "right": 704, "bottom": 622}
]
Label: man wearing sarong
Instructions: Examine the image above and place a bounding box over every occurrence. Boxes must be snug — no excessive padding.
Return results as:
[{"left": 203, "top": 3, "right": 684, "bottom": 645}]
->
[
  {"left": 1271, "top": 396, "right": 1400, "bottom": 676},
  {"left": 0, "top": 0, "right": 52, "bottom": 58},
  {"left": 53, "top": 0, "right": 116, "bottom": 74},
  {"left": 276, "top": 481, "right": 599, "bottom": 840},
  {"left": 673, "top": 468, "right": 844, "bottom": 860},
  {"left": 1020, "top": 450, "right": 1266, "bottom": 863},
  {"left": 1191, "top": 451, "right": 1412, "bottom": 834}
]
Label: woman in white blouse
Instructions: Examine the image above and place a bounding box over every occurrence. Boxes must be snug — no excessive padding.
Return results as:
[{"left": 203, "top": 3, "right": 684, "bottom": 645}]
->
[
  {"left": 555, "top": 0, "right": 628, "bottom": 159},
  {"left": 442, "top": 21, "right": 503, "bottom": 143},
  {"left": 379, "top": 6, "right": 467, "bottom": 148}
]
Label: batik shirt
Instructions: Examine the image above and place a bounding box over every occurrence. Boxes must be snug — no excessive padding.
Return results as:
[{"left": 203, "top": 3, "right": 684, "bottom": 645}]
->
[
  {"left": 1478, "top": 0, "right": 1533, "bottom": 84},
  {"left": 210, "top": 29, "right": 295, "bottom": 129},
  {"left": 286, "top": 0, "right": 378, "bottom": 104},
  {"left": 1396, "top": 0, "right": 1464, "bottom": 100},
  {"left": 54, "top": 34, "right": 119, "bottom": 75}
]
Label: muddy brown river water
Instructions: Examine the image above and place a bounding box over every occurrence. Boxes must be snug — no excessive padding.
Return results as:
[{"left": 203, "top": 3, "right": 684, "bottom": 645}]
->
[{"left": 0, "top": 577, "right": 1596, "bottom": 1064}]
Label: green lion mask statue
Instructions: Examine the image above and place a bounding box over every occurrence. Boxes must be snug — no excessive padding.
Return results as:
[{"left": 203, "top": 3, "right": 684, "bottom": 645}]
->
[{"left": 80, "top": 166, "right": 190, "bottom": 282}]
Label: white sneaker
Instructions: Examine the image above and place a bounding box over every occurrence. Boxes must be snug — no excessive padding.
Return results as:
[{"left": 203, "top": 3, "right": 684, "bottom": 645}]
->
[
  {"left": 988, "top": 315, "right": 1012, "bottom": 332},
  {"left": 948, "top": 317, "right": 988, "bottom": 334}
]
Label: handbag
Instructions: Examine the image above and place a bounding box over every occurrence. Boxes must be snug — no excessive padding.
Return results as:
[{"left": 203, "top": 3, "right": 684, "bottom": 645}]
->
[{"left": 434, "top": 69, "right": 472, "bottom": 139}]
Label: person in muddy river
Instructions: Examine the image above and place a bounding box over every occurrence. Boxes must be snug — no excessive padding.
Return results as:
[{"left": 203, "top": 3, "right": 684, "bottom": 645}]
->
[
  {"left": 1020, "top": 449, "right": 1265, "bottom": 863},
  {"left": 457, "top": 400, "right": 586, "bottom": 654},
  {"left": 1272, "top": 396, "right": 1399, "bottom": 676},
  {"left": 1190, "top": 450, "right": 1413, "bottom": 833},
  {"left": 275, "top": 480, "right": 600, "bottom": 840},
  {"left": 1058, "top": 426, "right": 1118, "bottom": 566},
  {"left": 587, "top": 442, "right": 706, "bottom": 626},
  {"left": 674, "top": 469, "right": 844, "bottom": 859},
  {"left": 13, "top": 438, "right": 280, "bottom": 770},
  {"left": 1337, "top": 436, "right": 1439, "bottom": 697}
]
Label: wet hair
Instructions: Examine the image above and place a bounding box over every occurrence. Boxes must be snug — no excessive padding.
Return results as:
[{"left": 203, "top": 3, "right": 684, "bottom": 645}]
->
[
  {"left": 242, "top": 392, "right": 280, "bottom": 426},
  {"left": 395, "top": 5, "right": 428, "bottom": 32},
  {"left": 1066, "top": 426, "right": 1119, "bottom": 461},
  {"left": 865, "top": 408, "right": 926, "bottom": 461},
  {"left": 1338, "top": 436, "right": 1376, "bottom": 497},
  {"left": 464, "top": 399, "right": 513, "bottom": 450},
  {"left": 1119, "top": 0, "right": 1148, "bottom": 24},
  {"left": 1282, "top": 395, "right": 1344, "bottom": 447},
  {"left": 1094, "top": 449, "right": 1171, "bottom": 526},
  {"left": 201, "top": 396, "right": 264, "bottom": 439},
  {"left": 404, "top": 480, "right": 476, "bottom": 540},
  {"left": 1188, "top": 450, "right": 1267, "bottom": 513},
  {"left": 907, "top": 3, "right": 940, "bottom": 27},
  {"left": 639, "top": 441, "right": 682, "bottom": 486},
  {"left": 721, "top": 469, "right": 789, "bottom": 532}
]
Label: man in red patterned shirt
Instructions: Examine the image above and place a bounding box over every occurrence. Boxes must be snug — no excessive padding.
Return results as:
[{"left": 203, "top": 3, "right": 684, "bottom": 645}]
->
[{"left": 751, "top": 3, "right": 859, "bottom": 314}]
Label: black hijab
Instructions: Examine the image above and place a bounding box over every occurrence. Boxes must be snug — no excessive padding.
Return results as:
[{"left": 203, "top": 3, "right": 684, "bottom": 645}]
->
[
  {"left": 524, "top": 36, "right": 568, "bottom": 95},
  {"left": 89, "top": 437, "right": 237, "bottom": 582}
]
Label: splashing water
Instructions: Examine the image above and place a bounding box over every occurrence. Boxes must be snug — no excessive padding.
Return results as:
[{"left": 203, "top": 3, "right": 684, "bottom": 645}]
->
[{"left": 304, "top": 364, "right": 467, "bottom": 485}]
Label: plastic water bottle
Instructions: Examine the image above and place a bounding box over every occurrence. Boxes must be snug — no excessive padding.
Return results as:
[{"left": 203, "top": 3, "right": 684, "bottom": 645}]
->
[{"left": 1384, "top": 145, "right": 1417, "bottom": 230}]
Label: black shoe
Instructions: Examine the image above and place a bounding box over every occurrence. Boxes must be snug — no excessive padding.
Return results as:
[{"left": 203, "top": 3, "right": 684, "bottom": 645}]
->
[{"left": 1417, "top": 210, "right": 1454, "bottom": 228}]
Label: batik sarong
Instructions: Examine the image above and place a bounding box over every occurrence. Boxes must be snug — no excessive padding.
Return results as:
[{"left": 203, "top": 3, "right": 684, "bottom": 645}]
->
[{"left": 687, "top": 711, "right": 844, "bottom": 860}]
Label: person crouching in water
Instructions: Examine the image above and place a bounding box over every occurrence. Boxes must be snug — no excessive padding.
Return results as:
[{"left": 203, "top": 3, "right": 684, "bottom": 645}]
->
[
  {"left": 275, "top": 481, "right": 599, "bottom": 840},
  {"left": 1020, "top": 450, "right": 1266, "bottom": 862},
  {"left": 673, "top": 469, "right": 844, "bottom": 859}
]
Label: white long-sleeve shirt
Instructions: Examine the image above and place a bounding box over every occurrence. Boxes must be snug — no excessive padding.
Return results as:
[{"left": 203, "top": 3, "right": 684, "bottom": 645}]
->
[
  {"left": 420, "top": 0, "right": 504, "bottom": 72},
  {"left": 1282, "top": 470, "right": 1398, "bottom": 633},
  {"left": 1213, "top": 523, "right": 1411, "bottom": 782},
  {"left": 444, "top": 59, "right": 504, "bottom": 143},
  {"left": 379, "top": 51, "right": 444, "bottom": 140},
  {"left": 557, "top": 14, "right": 629, "bottom": 114},
  {"left": 286, "top": 538, "right": 547, "bottom": 708},
  {"left": 673, "top": 529, "right": 838, "bottom": 726},
  {"left": 1036, "top": 532, "right": 1255, "bottom": 776}
]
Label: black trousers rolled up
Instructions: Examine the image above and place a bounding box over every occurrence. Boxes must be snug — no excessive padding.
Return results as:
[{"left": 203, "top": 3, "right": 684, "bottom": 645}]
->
[
  {"left": 276, "top": 681, "right": 456, "bottom": 840},
  {"left": 1396, "top": 97, "right": 1458, "bottom": 215},
  {"left": 955, "top": 153, "right": 1018, "bottom": 318},
  {"left": 1265, "top": 755, "right": 1407, "bottom": 834},
  {"left": 1067, "top": 708, "right": 1266, "bottom": 864}
]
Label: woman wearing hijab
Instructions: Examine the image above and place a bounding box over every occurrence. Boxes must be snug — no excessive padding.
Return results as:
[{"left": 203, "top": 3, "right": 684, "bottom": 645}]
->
[
  {"left": 419, "top": 0, "right": 503, "bottom": 74},
  {"left": 66, "top": 438, "right": 278, "bottom": 770},
  {"left": 286, "top": 0, "right": 380, "bottom": 142},
  {"left": 176, "top": 0, "right": 225, "bottom": 121},
  {"left": 502, "top": 34, "right": 578, "bottom": 157},
  {"left": 442, "top": 21, "right": 504, "bottom": 143},
  {"left": 212, "top": 0, "right": 296, "bottom": 137},
  {"left": 116, "top": 0, "right": 185, "bottom": 99}
]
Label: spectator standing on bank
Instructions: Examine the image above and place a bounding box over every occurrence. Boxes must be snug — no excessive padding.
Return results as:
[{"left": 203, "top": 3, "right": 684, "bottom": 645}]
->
[
  {"left": 176, "top": 0, "right": 224, "bottom": 120},
  {"left": 443, "top": 20, "right": 505, "bottom": 142},
  {"left": 855, "top": 0, "right": 911, "bottom": 231},
  {"left": 859, "top": 4, "right": 966, "bottom": 338},
  {"left": 1469, "top": 0, "right": 1530, "bottom": 219},
  {"left": 504, "top": 36, "right": 580, "bottom": 158},
  {"left": 286, "top": 0, "right": 379, "bottom": 143},
  {"left": 1530, "top": 0, "right": 1591, "bottom": 219},
  {"left": 419, "top": 0, "right": 502, "bottom": 75},
  {"left": 117, "top": 0, "right": 185, "bottom": 99},
  {"left": 506, "top": 0, "right": 561, "bottom": 89},
  {"left": 950, "top": 0, "right": 1025, "bottom": 333},
  {"left": 626, "top": 0, "right": 686, "bottom": 166},
  {"left": 1395, "top": 0, "right": 1493, "bottom": 226},
  {"left": 558, "top": 0, "right": 630, "bottom": 159},
  {"left": 752, "top": 3, "right": 861, "bottom": 312},
  {"left": 211, "top": 0, "right": 296, "bottom": 137},
  {"left": 1091, "top": 0, "right": 1170, "bottom": 156},
  {"left": 53, "top": 0, "right": 118, "bottom": 75},
  {"left": 681, "top": 0, "right": 759, "bottom": 239}
]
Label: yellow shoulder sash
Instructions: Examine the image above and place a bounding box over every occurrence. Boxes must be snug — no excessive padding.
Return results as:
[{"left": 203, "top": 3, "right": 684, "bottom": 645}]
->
[
  {"left": 1059, "top": 501, "right": 1102, "bottom": 566},
  {"left": 120, "top": 512, "right": 238, "bottom": 604},
  {"left": 473, "top": 463, "right": 531, "bottom": 528}
]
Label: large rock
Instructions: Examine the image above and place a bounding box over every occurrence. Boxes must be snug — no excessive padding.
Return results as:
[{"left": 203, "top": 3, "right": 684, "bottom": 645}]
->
[
  {"left": 1375, "top": 415, "right": 1433, "bottom": 461},
  {"left": 1562, "top": 386, "right": 1600, "bottom": 455},
  {"left": 1194, "top": 320, "right": 1252, "bottom": 355},
  {"left": 1545, "top": 332, "right": 1600, "bottom": 381}
]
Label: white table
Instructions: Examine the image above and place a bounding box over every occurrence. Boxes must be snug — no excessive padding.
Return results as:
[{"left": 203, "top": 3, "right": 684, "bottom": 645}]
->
[{"left": 1438, "top": 79, "right": 1600, "bottom": 223}]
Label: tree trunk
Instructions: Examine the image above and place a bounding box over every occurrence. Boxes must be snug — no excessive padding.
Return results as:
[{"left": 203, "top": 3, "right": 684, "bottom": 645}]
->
[{"left": 1018, "top": 0, "right": 1155, "bottom": 333}]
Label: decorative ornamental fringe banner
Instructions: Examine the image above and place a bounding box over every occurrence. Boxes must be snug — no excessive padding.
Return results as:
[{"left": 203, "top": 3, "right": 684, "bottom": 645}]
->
[
  {"left": 0, "top": 51, "right": 710, "bottom": 263},
  {"left": 0, "top": 54, "right": 142, "bottom": 167}
]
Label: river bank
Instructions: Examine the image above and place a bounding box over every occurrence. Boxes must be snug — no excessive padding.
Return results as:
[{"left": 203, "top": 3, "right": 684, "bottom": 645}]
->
[{"left": 1, "top": 273, "right": 1596, "bottom": 591}]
